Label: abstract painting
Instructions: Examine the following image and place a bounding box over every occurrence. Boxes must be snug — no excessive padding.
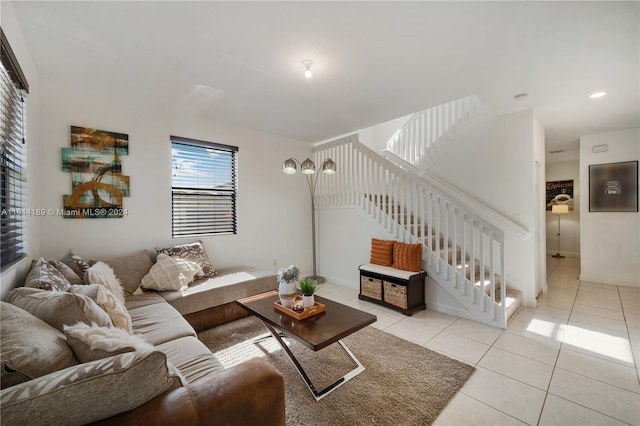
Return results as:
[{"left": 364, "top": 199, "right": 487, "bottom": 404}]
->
[
  {"left": 589, "top": 161, "right": 638, "bottom": 212},
  {"left": 62, "top": 126, "right": 130, "bottom": 218}
]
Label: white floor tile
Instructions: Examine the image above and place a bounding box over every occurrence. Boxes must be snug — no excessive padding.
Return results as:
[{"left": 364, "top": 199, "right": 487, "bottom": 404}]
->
[
  {"left": 539, "top": 394, "right": 629, "bottom": 426},
  {"left": 569, "top": 311, "right": 628, "bottom": 333},
  {"left": 461, "top": 367, "right": 546, "bottom": 425},
  {"left": 478, "top": 347, "right": 554, "bottom": 390},
  {"left": 494, "top": 331, "right": 561, "bottom": 366},
  {"left": 367, "top": 306, "right": 404, "bottom": 330},
  {"left": 549, "top": 368, "right": 640, "bottom": 425},
  {"left": 434, "top": 392, "right": 527, "bottom": 426},
  {"left": 445, "top": 318, "right": 504, "bottom": 345},
  {"left": 572, "top": 303, "right": 625, "bottom": 321},
  {"left": 557, "top": 348, "right": 640, "bottom": 393},
  {"left": 425, "top": 332, "right": 490, "bottom": 365},
  {"left": 385, "top": 316, "right": 442, "bottom": 345}
]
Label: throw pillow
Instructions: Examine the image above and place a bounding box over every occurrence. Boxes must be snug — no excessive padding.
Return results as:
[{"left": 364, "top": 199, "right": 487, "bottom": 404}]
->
[
  {"left": 48, "top": 259, "right": 84, "bottom": 285},
  {"left": 140, "top": 253, "right": 203, "bottom": 292},
  {"left": 23, "top": 257, "right": 71, "bottom": 292},
  {"left": 7, "top": 287, "right": 112, "bottom": 332},
  {"left": 91, "top": 250, "right": 154, "bottom": 296},
  {"left": 59, "top": 249, "right": 91, "bottom": 277},
  {"left": 155, "top": 240, "right": 216, "bottom": 278},
  {"left": 392, "top": 242, "right": 423, "bottom": 272},
  {"left": 84, "top": 261, "right": 125, "bottom": 307},
  {"left": 0, "top": 351, "right": 184, "bottom": 426},
  {"left": 63, "top": 322, "right": 153, "bottom": 363},
  {"left": 70, "top": 284, "right": 132, "bottom": 333},
  {"left": 370, "top": 238, "right": 396, "bottom": 267},
  {"left": 0, "top": 302, "right": 78, "bottom": 388}
]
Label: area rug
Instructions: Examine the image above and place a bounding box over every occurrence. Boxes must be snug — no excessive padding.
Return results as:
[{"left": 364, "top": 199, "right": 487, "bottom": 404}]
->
[{"left": 197, "top": 316, "right": 475, "bottom": 426}]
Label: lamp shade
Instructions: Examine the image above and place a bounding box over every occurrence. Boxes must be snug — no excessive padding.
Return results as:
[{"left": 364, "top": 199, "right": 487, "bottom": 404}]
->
[
  {"left": 301, "top": 158, "right": 315, "bottom": 174},
  {"left": 321, "top": 159, "right": 336, "bottom": 174},
  {"left": 552, "top": 204, "right": 570, "bottom": 214},
  {"left": 282, "top": 158, "right": 297, "bottom": 174}
]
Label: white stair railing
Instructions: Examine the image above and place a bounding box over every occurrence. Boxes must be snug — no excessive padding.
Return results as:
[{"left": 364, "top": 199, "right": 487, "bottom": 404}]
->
[
  {"left": 314, "top": 134, "right": 507, "bottom": 328},
  {"left": 385, "top": 95, "right": 488, "bottom": 169}
]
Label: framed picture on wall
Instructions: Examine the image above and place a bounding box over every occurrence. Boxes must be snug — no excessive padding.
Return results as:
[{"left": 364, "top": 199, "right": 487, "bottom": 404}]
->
[
  {"left": 589, "top": 161, "right": 638, "bottom": 212},
  {"left": 546, "top": 180, "right": 574, "bottom": 211}
]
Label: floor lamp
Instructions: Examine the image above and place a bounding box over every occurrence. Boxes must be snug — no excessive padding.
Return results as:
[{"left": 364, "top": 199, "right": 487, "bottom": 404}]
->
[
  {"left": 551, "top": 204, "right": 569, "bottom": 258},
  {"left": 282, "top": 157, "right": 336, "bottom": 284}
]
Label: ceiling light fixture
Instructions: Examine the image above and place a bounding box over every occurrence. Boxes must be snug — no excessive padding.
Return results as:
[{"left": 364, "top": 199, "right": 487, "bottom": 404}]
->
[
  {"left": 590, "top": 91, "right": 607, "bottom": 99},
  {"left": 301, "top": 59, "right": 314, "bottom": 79}
]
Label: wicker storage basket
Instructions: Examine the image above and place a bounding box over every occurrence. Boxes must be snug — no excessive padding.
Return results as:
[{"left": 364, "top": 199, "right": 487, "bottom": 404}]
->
[
  {"left": 361, "top": 276, "right": 382, "bottom": 300},
  {"left": 383, "top": 281, "right": 408, "bottom": 309}
]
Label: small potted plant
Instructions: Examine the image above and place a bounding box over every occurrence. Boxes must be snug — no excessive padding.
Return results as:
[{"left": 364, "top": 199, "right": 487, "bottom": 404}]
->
[
  {"left": 277, "top": 265, "right": 299, "bottom": 308},
  {"left": 299, "top": 278, "right": 318, "bottom": 309}
]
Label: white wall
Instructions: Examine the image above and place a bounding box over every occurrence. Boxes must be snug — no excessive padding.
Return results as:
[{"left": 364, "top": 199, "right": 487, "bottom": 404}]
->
[
  {"left": 359, "top": 114, "right": 411, "bottom": 153},
  {"left": 1, "top": 2, "right": 41, "bottom": 300},
  {"left": 579, "top": 128, "right": 639, "bottom": 287},
  {"left": 545, "top": 160, "right": 580, "bottom": 256},
  {"left": 28, "top": 78, "right": 314, "bottom": 280}
]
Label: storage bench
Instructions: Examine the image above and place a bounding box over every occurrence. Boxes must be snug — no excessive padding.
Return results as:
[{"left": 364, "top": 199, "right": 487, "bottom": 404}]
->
[{"left": 358, "top": 263, "right": 426, "bottom": 315}]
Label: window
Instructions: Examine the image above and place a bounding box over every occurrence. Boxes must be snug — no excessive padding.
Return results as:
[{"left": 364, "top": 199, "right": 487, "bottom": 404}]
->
[
  {"left": 171, "top": 136, "right": 238, "bottom": 237},
  {"left": 1, "top": 29, "right": 29, "bottom": 270}
]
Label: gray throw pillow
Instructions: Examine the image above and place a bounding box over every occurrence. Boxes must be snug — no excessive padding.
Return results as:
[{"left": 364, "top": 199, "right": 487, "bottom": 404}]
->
[
  {"left": 59, "top": 249, "right": 91, "bottom": 277},
  {"left": 24, "top": 258, "right": 71, "bottom": 292},
  {"left": 91, "top": 250, "right": 154, "bottom": 295}
]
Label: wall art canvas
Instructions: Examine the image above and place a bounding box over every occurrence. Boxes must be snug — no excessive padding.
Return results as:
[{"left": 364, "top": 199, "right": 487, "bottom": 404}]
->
[
  {"left": 62, "top": 126, "right": 130, "bottom": 218},
  {"left": 546, "top": 180, "right": 574, "bottom": 211},
  {"left": 589, "top": 161, "right": 638, "bottom": 212}
]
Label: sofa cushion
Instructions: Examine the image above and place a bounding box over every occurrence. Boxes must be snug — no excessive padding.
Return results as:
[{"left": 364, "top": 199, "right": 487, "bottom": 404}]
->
[
  {"left": 92, "top": 249, "right": 154, "bottom": 296},
  {"left": 0, "top": 351, "right": 183, "bottom": 426},
  {"left": 59, "top": 249, "right": 90, "bottom": 277},
  {"left": 63, "top": 322, "right": 153, "bottom": 363},
  {"left": 24, "top": 258, "right": 71, "bottom": 292},
  {"left": 140, "top": 253, "right": 202, "bottom": 292},
  {"left": 370, "top": 238, "right": 396, "bottom": 267},
  {"left": 156, "top": 336, "right": 224, "bottom": 384},
  {"left": 128, "top": 303, "right": 196, "bottom": 345},
  {"left": 7, "top": 287, "right": 112, "bottom": 332},
  {"left": 156, "top": 240, "right": 216, "bottom": 278},
  {"left": 159, "top": 268, "right": 277, "bottom": 316},
  {"left": 69, "top": 284, "right": 132, "bottom": 332},
  {"left": 124, "top": 291, "right": 167, "bottom": 310},
  {"left": 48, "top": 259, "right": 83, "bottom": 285},
  {"left": 0, "top": 302, "right": 78, "bottom": 388}
]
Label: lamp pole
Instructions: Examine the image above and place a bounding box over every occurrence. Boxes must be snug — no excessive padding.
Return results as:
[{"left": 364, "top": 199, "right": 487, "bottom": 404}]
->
[{"left": 282, "top": 157, "right": 336, "bottom": 284}]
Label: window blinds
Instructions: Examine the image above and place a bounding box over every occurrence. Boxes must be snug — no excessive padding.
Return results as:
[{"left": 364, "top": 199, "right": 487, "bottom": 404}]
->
[
  {"left": 171, "top": 136, "right": 238, "bottom": 237},
  {"left": 1, "top": 30, "right": 28, "bottom": 269}
]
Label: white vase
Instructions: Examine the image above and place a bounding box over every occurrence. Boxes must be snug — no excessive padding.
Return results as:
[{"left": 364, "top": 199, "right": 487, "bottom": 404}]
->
[
  {"left": 302, "top": 294, "right": 315, "bottom": 309},
  {"left": 278, "top": 281, "right": 297, "bottom": 308}
]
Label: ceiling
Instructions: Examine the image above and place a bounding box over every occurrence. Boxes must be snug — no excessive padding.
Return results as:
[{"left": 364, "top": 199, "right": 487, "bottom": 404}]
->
[{"left": 9, "top": 1, "right": 639, "bottom": 159}]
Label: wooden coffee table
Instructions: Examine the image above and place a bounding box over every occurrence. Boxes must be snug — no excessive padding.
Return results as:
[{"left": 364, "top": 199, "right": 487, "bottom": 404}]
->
[{"left": 237, "top": 290, "right": 376, "bottom": 400}]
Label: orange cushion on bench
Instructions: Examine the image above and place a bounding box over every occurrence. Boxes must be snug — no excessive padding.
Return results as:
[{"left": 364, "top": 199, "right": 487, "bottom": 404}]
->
[
  {"left": 392, "top": 242, "right": 422, "bottom": 272},
  {"left": 369, "top": 238, "right": 396, "bottom": 267}
]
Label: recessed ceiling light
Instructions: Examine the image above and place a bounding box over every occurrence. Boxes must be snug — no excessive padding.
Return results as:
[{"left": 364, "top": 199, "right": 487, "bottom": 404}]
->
[
  {"left": 514, "top": 93, "right": 528, "bottom": 101},
  {"left": 590, "top": 91, "right": 606, "bottom": 99}
]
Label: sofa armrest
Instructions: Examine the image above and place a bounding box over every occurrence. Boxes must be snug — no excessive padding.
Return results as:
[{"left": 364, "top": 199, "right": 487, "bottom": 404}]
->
[{"left": 92, "top": 358, "right": 285, "bottom": 426}]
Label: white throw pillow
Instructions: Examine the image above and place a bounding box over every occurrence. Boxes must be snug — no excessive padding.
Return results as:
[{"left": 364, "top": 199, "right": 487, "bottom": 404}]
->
[
  {"left": 63, "top": 322, "right": 153, "bottom": 363},
  {"left": 140, "top": 253, "right": 202, "bottom": 291},
  {"left": 69, "top": 284, "right": 132, "bottom": 333},
  {"left": 84, "top": 262, "right": 125, "bottom": 306}
]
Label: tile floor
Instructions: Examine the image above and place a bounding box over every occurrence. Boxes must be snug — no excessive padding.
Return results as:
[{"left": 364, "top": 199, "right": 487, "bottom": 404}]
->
[{"left": 315, "top": 256, "right": 640, "bottom": 425}]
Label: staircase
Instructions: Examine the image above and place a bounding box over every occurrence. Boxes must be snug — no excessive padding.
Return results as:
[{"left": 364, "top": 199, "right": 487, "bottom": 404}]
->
[{"left": 313, "top": 130, "right": 523, "bottom": 329}]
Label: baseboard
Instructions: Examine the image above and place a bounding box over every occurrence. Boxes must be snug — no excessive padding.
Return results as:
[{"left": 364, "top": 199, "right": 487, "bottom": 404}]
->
[{"left": 546, "top": 250, "right": 580, "bottom": 258}]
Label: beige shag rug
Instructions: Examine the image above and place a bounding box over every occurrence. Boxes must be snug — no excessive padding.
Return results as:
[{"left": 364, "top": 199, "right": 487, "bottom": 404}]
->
[{"left": 198, "top": 316, "right": 475, "bottom": 426}]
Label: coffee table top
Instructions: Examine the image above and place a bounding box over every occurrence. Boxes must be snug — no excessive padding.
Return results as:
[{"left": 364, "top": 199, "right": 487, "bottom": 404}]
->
[{"left": 237, "top": 290, "right": 377, "bottom": 351}]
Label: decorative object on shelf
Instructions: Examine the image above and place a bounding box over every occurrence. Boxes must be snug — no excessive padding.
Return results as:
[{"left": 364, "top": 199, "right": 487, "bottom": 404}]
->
[
  {"left": 282, "top": 156, "right": 336, "bottom": 284},
  {"left": 589, "top": 161, "right": 638, "bottom": 212},
  {"left": 299, "top": 278, "right": 318, "bottom": 309},
  {"left": 551, "top": 204, "right": 569, "bottom": 258},
  {"left": 62, "top": 126, "right": 130, "bottom": 219},
  {"left": 277, "top": 265, "right": 299, "bottom": 308}
]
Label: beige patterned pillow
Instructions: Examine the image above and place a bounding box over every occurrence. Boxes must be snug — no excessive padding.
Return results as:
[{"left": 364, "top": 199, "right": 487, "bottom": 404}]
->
[
  {"left": 7, "top": 287, "right": 112, "bottom": 332},
  {"left": 0, "top": 302, "right": 78, "bottom": 388},
  {"left": 140, "top": 253, "right": 203, "bottom": 291},
  {"left": 84, "top": 261, "right": 125, "bottom": 307},
  {"left": 24, "top": 258, "right": 71, "bottom": 292},
  {"left": 63, "top": 322, "right": 152, "bottom": 362},
  {"left": 59, "top": 249, "right": 90, "bottom": 277},
  {"left": 69, "top": 284, "right": 132, "bottom": 333},
  {"left": 156, "top": 240, "right": 216, "bottom": 278},
  {"left": 48, "top": 259, "right": 83, "bottom": 285},
  {"left": 0, "top": 351, "right": 184, "bottom": 426}
]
